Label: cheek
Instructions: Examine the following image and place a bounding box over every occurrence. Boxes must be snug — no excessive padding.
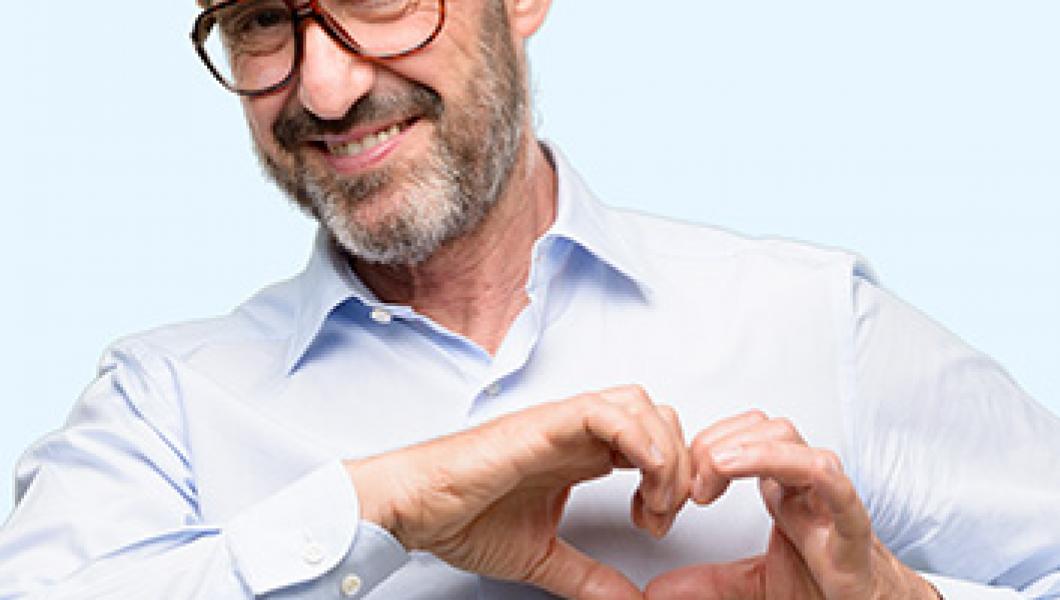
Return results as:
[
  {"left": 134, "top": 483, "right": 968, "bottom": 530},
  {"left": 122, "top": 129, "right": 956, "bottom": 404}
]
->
[
  {"left": 243, "top": 95, "right": 288, "bottom": 154},
  {"left": 389, "top": 9, "right": 482, "bottom": 100}
]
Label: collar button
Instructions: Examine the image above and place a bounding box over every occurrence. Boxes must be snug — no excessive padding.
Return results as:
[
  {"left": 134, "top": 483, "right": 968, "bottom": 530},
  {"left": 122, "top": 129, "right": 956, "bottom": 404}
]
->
[{"left": 369, "top": 308, "right": 393, "bottom": 325}]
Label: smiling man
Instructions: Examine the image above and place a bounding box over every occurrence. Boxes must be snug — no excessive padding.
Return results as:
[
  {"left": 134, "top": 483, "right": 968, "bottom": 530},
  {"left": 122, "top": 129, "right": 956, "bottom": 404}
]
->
[{"left": 1, "top": 0, "right": 1059, "bottom": 599}]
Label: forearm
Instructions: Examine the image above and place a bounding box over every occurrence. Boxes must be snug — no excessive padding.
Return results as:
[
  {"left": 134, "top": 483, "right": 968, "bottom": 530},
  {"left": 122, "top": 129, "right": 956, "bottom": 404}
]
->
[{"left": 0, "top": 462, "right": 409, "bottom": 599}]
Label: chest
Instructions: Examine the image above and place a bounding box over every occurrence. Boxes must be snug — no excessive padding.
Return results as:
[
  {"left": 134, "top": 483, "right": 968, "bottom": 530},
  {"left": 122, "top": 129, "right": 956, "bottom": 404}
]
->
[{"left": 185, "top": 266, "right": 851, "bottom": 595}]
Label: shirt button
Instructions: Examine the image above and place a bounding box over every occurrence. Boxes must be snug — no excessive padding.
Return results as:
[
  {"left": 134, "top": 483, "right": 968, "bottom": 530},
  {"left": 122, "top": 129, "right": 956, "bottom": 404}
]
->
[
  {"left": 484, "top": 382, "right": 502, "bottom": 397},
  {"left": 340, "top": 573, "right": 363, "bottom": 597},
  {"left": 369, "top": 308, "right": 393, "bottom": 324},
  {"left": 301, "top": 542, "right": 325, "bottom": 565}
]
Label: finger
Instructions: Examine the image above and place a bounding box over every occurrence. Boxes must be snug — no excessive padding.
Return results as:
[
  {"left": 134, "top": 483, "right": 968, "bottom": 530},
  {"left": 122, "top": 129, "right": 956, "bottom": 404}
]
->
[
  {"left": 630, "top": 405, "right": 686, "bottom": 535},
  {"left": 570, "top": 393, "right": 661, "bottom": 473},
  {"left": 629, "top": 487, "right": 678, "bottom": 539},
  {"left": 713, "top": 443, "right": 871, "bottom": 541},
  {"left": 611, "top": 451, "right": 636, "bottom": 469},
  {"left": 691, "top": 410, "right": 770, "bottom": 451},
  {"left": 526, "top": 538, "right": 643, "bottom": 600},
  {"left": 758, "top": 467, "right": 874, "bottom": 581},
  {"left": 577, "top": 396, "right": 673, "bottom": 542},
  {"left": 598, "top": 387, "right": 682, "bottom": 519},
  {"left": 691, "top": 417, "right": 809, "bottom": 505},
  {"left": 710, "top": 440, "right": 821, "bottom": 487},
  {"left": 758, "top": 476, "right": 785, "bottom": 520},
  {"left": 708, "top": 417, "right": 807, "bottom": 450},
  {"left": 688, "top": 411, "right": 769, "bottom": 505},
  {"left": 653, "top": 404, "right": 691, "bottom": 536},
  {"left": 808, "top": 450, "right": 871, "bottom": 543}
]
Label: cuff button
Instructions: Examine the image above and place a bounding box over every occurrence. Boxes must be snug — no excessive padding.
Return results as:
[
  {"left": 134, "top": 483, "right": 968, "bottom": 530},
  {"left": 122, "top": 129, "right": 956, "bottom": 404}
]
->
[
  {"left": 301, "top": 542, "right": 325, "bottom": 565},
  {"left": 341, "top": 573, "right": 363, "bottom": 597}
]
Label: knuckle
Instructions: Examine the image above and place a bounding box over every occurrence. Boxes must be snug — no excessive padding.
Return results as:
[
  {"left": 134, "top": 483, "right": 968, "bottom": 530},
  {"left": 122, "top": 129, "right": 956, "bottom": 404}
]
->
[
  {"left": 568, "top": 391, "right": 594, "bottom": 408},
  {"left": 738, "top": 443, "right": 763, "bottom": 464},
  {"left": 596, "top": 401, "right": 627, "bottom": 427},
  {"left": 596, "top": 384, "right": 650, "bottom": 410},
  {"left": 690, "top": 432, "right": 714, "bottom": 458},
  {"left": 837, "top": 479, "right": 860, "bottom": 509},
  {"left": 772, "top": 417, "right": 799, "bottom": 439},
  {"left": 828, "top": 471, "right": 863, "bottom": 516},
  {"left": 628, "top": 384, "right": 651, "bottom": 404},
  {"left": 745, "top": 409, "right": 769, "bottom": 423},
  {"left": 656, "top": 404, "right": 679, "bottom": 423},
  {"left": 822, "top": 449, "right": 842, "bottom": 470},
  {"left": 813, "top": 450, "right": 842, "bottom": 477},
  {"left": 570, "top": 393, "right": 598, "bottom": 416}
]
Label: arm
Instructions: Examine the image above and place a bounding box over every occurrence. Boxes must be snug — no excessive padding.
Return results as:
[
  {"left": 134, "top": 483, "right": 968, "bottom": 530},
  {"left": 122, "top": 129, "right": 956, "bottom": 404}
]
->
[
  {"left": 849, "top": 277, "right": 1060, "bottom": 597},
  {"left": 0, "top": 343, "right": 404, "bottom": 599},
  {"left": 646, "top": 276, "right": 1060, "bottom": 599},
  {"left": 0, "top": 341, "right": 688, "bottom": 599},
  {"left": 344, "top": 385, "right": 692, "bottom": 598}
]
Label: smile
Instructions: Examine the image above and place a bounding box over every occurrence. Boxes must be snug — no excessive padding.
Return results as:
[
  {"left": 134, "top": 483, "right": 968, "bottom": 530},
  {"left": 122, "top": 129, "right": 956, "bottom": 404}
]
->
[
  {"left": 321, "top": 118, "right": 418, "bottom": 159},
  {"left": 326, "top": 124, "right": 401, "bottom": 157}
]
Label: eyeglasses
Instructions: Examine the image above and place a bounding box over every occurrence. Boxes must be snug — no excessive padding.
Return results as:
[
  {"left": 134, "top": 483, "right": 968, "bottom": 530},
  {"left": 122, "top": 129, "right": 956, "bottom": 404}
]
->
[{"left": 191, "top": 0, "right": 446, "bottom": 97}]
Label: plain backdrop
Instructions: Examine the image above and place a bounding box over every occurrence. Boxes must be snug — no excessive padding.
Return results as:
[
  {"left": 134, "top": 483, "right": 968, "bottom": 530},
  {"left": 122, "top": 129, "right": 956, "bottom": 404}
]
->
[{"left": 1, "top": 2, "right": 1058, "bottom": 516}]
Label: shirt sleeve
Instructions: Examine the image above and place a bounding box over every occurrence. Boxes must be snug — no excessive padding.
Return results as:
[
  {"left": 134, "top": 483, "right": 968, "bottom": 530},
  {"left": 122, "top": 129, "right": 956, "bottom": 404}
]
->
[
  {"left": 848, "top": 276, "right": 1060, "bottom": 598},
  {"left": 0, "top": 342, "right": 409, "bottom": 599}
]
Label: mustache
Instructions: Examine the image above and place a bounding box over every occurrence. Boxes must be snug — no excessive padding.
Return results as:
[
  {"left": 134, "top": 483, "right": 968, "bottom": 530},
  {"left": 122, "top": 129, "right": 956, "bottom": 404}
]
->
[{"left": 273, "top": 83, "right": 444, "bottom": 150}]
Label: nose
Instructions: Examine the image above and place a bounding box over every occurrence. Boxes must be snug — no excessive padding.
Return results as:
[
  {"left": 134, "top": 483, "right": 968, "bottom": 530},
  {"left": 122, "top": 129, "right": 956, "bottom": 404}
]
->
[{"left": 296, "top": 21, "right": 376, "bottom": 120}]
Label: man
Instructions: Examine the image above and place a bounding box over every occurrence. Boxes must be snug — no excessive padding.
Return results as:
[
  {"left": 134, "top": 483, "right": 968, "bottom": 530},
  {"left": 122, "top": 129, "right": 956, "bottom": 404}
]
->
[{"left": 1, "top": 0, "right": 1058, "bottom": 598}]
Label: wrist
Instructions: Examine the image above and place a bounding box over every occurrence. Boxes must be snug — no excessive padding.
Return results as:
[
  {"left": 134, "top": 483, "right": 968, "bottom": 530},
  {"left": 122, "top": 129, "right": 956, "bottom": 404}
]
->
[
  {"left": 875, "top": 540, "right": 943, "bottom": 600},
  {"left": 902, "top": 565, "right": 944, "bottom": 600},
  {"left": 343, "top": 457, "right": 402, "bottom": 540},
  {"left": 922, "top": 578, "right": 944, "bottom": 599}
]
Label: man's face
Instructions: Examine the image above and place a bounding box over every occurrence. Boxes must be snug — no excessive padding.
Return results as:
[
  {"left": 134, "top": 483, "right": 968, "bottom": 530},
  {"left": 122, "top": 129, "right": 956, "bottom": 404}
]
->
[{"left": 246, "top": 0, "right": 527, "bottom": 265}]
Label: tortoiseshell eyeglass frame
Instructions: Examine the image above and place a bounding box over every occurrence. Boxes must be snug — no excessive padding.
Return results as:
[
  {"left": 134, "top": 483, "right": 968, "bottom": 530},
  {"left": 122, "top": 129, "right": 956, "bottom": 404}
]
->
[{"left": 191, "top": 0, "right": 447, "bottom": 97}]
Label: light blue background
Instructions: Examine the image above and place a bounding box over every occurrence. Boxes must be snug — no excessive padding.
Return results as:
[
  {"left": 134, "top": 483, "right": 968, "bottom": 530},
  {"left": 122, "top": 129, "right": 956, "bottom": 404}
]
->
[{"left": 1, "top": 2, "right": 1057, "bottom": 516}]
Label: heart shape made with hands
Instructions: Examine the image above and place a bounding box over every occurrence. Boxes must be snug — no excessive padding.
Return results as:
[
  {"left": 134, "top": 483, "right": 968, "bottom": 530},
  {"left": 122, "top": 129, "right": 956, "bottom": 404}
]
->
[
  {"left": 590, "top": 409, "right": 935, "bottom": 600},
  {"left": 349, "top": 386, "right": 935, "bottom": 600}
]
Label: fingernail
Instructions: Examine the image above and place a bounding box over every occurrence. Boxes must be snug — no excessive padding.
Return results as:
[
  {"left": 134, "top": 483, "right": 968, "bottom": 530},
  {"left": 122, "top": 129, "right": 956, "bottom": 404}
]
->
[
  {"left": 692, "top": 473, "right": 707, "bottom": 503},
  {"left": 658, "top": 487, "right": 674, "bottom": 513},
  {"left": 659, "top": 511, "right": 677, "bottom": 538},
  {"left": 647, "top": 511, "right": 667, "bottom": 539},
  {"left": 711, "top": 446, "right": 742, "bottom": 467},
  {"left": 762, "top": 479, "right": 784, "bottom": 511},
  {"left": 631, "top": 504, "right": 644, "bottom": 529},
  {"left": 653, "top": 518, "right": 668, "bottom": 539}
]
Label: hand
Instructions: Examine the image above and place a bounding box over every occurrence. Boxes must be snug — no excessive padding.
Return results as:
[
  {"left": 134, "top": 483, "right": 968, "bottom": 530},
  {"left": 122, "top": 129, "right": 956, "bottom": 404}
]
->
[
  {"left": 346, "top": 385, "right": 691, "bottom": 600},
  {"left": 646, "top": 411, "right": 939, "bottom": 600}
]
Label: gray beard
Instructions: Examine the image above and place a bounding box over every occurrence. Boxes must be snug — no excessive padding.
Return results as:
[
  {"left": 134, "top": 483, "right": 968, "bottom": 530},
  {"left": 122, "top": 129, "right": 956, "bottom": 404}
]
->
[{"left": 257, "top": 4, "right": 526, "bottom": 266}]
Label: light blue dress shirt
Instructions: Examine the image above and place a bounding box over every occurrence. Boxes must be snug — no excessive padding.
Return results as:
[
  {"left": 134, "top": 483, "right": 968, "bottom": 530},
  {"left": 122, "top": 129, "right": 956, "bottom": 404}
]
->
[{"left": 2, "top": 146, "right": 1059, "bottom": 599}]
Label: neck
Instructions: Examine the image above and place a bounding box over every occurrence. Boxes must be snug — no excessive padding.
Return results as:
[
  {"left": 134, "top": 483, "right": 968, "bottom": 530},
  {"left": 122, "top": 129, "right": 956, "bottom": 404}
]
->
[{"left": 351, "top": 138, "right": 557, "bottom": 355}]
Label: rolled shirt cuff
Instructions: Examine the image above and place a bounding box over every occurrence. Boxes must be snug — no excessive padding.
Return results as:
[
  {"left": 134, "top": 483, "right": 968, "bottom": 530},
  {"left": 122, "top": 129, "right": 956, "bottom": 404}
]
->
[{"left": 226, "top": 460, "right": 409, "bottom": 597}]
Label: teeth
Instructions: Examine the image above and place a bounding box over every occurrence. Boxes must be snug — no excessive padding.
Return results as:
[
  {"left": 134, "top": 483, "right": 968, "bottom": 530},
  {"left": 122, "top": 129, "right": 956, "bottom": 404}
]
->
[{"left": 327, "top": 124, "right": 402, "bottom": 157}]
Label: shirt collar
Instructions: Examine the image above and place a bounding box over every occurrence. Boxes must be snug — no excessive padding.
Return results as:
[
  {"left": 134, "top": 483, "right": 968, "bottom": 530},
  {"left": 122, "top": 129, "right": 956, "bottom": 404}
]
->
[
  {"left": 541, "top": 143, "right": 655, "bottom": 294},
  {"left": 284, "top": 142, "right": 655, "bottom": 373},
  {"left": 284, "top": 230, "right": 377, "bottom": 372}
]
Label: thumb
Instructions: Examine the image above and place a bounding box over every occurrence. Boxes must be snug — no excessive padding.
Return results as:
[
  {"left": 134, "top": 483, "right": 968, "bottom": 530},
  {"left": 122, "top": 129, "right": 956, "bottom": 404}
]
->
[
  {"left": 645, "top": 558, "right": 761, "bottom": 600},
  {"left": 526, "top": 538, "right": 643, "bottom": 600}
]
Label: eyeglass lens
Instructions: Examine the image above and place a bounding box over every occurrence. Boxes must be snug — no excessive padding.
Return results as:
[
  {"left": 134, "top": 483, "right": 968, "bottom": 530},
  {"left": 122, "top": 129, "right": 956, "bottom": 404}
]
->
[{"left": 195, "top": 0, "right": 440, "bottom": 95}]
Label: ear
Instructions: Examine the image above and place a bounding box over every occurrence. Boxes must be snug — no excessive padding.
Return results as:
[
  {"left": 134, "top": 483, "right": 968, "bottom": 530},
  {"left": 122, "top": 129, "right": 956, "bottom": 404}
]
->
[{"left": 508, "top": 0, "right": 553, "bottom": 41}]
